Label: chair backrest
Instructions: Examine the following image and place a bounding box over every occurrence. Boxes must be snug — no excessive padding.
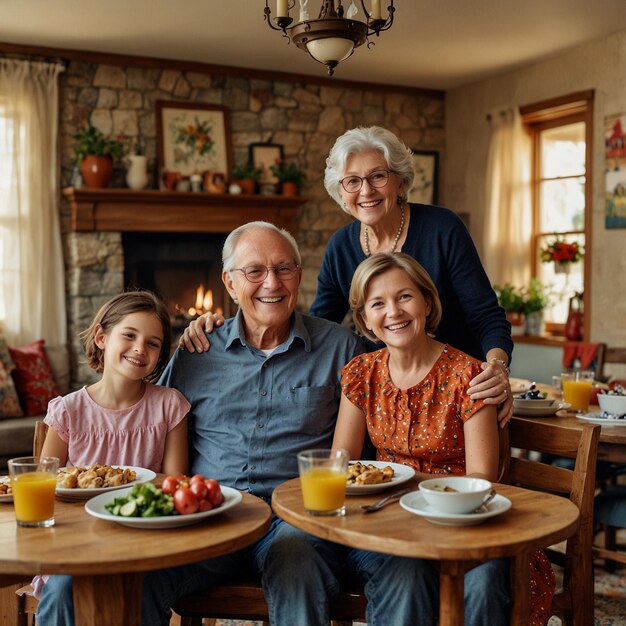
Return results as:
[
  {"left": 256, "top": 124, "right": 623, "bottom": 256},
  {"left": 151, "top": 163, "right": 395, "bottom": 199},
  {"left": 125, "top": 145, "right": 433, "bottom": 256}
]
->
[
  {"left": 502, "top": 418, "right": 600, "bottom": 625},
  {"left": 595, "top": 345, "right": 626, "bottom": 382},
  {"left": 33, "top": 421, "right": 48, "bottom": 456}
]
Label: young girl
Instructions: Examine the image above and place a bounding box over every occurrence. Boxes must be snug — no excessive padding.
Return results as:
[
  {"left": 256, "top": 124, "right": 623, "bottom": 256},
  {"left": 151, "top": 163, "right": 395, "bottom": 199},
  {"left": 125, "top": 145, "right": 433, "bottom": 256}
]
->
[
  {"left": 41, "top": 289, "right": 189, "bottom": 473},
  {"left": 332, "top": 253, "right": 555, "bottom": 626},
  {"left": 35, "top": 291, "right": 190, "bottom": 613}
]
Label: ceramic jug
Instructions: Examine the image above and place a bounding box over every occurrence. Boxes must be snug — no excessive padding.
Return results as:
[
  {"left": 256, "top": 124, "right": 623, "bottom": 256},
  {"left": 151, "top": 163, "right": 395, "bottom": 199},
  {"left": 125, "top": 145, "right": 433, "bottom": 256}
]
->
[
  {"left": 126, "top": 155, "right": 148, "bottom": 190},
  {"left": 565, "top": 293, "right": 583, "bottom": 340}
]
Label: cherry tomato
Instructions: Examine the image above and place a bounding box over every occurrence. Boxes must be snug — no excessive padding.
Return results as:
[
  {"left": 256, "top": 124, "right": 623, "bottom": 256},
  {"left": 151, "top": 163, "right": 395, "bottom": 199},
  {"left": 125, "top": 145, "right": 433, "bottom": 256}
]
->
[
  {"left": 173, "top": 486, "right": 199, "bottom": 515},
  {"left": 190, "top": 480, "right": 208, "bottom": 500},
  {"left": 205, "top": 479, "right": 224, "bottom": 506},
  {"left": 161, "top": 475, "right": 179, "bottom": 495},
  {"left": 190, "top": 474, "right": 206, "bottom": 485},
  {"left": 198, "top": 498, "right": 213, "bottom": 512}
]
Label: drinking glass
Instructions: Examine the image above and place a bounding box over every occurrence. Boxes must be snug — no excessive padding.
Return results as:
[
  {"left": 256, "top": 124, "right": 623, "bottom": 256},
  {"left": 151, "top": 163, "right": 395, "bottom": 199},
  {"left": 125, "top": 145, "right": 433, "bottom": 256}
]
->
[
  {"left": 8, "top": 456, "right": 59, "bottom": 528},
  {"left": 562, "top": 371, "right": 594, "bottom": 413},
  {"left": 297, "top": 449, "right": 349, "bottom": 517}
]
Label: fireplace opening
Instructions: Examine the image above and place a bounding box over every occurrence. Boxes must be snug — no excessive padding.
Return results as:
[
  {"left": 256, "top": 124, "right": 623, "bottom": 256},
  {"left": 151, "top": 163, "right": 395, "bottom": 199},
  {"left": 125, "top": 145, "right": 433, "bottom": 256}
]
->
[{"left": 122, "top": 232, "right": 236, "bottom": 340}]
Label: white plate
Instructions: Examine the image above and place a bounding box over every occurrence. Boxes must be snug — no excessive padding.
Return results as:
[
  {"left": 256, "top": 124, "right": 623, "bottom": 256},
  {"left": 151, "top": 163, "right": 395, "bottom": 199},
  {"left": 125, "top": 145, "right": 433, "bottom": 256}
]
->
[
  {"left": 0, "top": 477, "right": 12, "bottom": 503},
  {"left": 56, "top": 466, "right": 157, "bottom": 500},
  {"left": 513, "top": 402, "right": 570, "bottom": 417},
  {"left": 346, "top": 461, "right": 415, "bottom": 495},
  {"left": 85, "top": 485, "right": 242, "bottom": 529},
  {"left": 576, "top": 412, "right": 626, "bottom": 426},
  {"left": 399, "top": 490, "right": 512, "bottom": 526}
]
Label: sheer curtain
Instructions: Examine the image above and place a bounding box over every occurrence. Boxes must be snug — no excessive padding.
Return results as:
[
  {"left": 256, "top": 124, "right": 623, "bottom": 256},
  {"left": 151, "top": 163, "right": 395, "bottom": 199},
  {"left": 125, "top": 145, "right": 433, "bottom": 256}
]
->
[
  {"left": 0, "top": 59, "right": 66, "bottom": 347},
  {"left": 483, "top": 108, "right": 531, "bottom": 287}
]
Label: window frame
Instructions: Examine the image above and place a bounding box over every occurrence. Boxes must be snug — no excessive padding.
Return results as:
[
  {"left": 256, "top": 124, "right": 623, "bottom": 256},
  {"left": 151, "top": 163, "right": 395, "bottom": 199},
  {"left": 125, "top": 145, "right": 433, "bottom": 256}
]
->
[{"left": 521, "top": 91, "right": 594, "bottom": 340}]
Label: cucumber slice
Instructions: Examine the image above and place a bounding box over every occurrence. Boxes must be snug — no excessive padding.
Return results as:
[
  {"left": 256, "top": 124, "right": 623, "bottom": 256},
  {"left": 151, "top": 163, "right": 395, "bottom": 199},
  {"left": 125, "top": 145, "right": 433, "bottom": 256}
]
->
[{"left": 120, "top": 500, "right": 138, "bottom": 517}]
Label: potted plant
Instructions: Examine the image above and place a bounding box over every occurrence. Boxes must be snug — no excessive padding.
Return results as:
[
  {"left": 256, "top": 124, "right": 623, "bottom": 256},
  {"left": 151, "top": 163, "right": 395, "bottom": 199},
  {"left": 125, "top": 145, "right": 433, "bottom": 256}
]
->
[
  {"left": 231, "top": 164, "right": 262, "bottom": 195},
  {"left": 270, "top": 161, "right": 306, "bottom": 197},
  {"left": 540, "top": 236, "right": 584, "bottom": 274},
  {"left": 493, "top": 283, "right": 525, "bottom": 335},
  {"left": 521, "top": 278, "right": 551, "bottom": 335},
  {"left": 73, "top": 125, "right": 127, "bottom": 189}
]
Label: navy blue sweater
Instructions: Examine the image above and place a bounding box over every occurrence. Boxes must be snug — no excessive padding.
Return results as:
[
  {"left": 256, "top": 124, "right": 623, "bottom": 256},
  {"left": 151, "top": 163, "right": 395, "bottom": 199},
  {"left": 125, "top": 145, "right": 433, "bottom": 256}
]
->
[{"left": 310, "top": 203, "right": 513, "bottom": 362}]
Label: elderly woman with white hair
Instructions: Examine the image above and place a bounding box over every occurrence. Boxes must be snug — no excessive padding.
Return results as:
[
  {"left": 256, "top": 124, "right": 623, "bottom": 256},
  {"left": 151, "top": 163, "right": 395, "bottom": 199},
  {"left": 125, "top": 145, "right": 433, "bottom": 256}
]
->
[{"left": 312, "top": 126, "right": 514, "bottom": 424}]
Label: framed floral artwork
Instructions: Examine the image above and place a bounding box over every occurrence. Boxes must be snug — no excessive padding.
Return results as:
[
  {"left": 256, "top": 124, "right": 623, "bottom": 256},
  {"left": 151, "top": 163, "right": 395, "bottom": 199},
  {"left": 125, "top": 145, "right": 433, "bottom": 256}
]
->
[
  {"left": 408, "top": 149, "right": 439, "bottom": 205},
  {"left": 249, "top": 142, "right": 284, "bottom": 185},
  {"left": 156, "top": 101, "right": 232, "bottom": 178}
]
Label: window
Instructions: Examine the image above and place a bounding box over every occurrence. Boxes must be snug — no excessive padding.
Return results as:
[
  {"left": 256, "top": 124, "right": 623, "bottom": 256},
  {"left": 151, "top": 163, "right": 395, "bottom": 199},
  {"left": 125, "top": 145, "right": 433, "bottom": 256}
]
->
[
  {"left": 0, "top": 110, "right": 15, "bottom": 321},
  {"left": 521, "top": 92, "right": 593, "bottom": 336}
]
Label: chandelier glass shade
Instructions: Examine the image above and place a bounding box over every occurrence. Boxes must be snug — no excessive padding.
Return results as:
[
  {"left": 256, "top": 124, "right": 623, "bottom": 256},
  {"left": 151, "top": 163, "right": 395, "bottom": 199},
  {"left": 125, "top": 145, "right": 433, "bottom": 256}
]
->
[{"left": 264, "top": 1, "right": 395, "bottom": 76}]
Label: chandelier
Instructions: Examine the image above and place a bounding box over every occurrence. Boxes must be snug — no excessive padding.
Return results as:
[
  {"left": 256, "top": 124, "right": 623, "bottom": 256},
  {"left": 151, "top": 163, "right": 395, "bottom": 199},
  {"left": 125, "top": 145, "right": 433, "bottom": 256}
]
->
[{"left": 264, "top": 0, "right": 395, "bottom": 76}]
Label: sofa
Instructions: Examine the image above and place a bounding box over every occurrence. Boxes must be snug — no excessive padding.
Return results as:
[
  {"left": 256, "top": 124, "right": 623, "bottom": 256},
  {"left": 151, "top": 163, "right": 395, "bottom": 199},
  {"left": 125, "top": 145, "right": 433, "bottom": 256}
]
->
[{"left": 0, "top": 344, "right": 70, "bottom": 471}]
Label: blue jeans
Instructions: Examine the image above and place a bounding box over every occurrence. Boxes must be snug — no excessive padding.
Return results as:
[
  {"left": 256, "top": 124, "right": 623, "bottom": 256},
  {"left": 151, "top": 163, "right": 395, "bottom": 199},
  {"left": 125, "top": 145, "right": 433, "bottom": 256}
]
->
[{"left": 37, "top": 517, "right": 510, "bottom": 626}]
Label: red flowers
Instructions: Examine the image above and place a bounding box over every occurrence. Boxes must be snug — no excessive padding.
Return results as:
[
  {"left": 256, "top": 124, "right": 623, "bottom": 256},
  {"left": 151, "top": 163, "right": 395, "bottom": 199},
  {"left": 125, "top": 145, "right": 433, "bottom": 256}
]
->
[{"left": 540, "top": 239, "right": 583, "bottom": 264}]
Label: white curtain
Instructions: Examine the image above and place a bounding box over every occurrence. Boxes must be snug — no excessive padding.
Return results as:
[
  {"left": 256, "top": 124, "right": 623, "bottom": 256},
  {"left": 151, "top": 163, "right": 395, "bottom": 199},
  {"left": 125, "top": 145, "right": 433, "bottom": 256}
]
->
[
  {"left": 0, "top": 58, "right": 66, "bottom": 346},
  {"left": 483, "top": 108, "right": 531, "bottom": 287}
]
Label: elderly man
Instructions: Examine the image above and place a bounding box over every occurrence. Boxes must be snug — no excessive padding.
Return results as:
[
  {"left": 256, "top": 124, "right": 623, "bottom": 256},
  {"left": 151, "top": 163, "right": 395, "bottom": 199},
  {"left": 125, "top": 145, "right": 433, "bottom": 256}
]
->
[{"left": 38, "top": 221, "right": 430, "bottom": 626}]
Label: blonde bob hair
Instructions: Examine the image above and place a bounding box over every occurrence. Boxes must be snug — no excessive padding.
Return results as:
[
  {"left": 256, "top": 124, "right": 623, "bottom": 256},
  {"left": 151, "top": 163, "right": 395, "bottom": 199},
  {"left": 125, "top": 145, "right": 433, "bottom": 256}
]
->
[{"left": 349, "top": 253, "right": 442, "bottom": 343}]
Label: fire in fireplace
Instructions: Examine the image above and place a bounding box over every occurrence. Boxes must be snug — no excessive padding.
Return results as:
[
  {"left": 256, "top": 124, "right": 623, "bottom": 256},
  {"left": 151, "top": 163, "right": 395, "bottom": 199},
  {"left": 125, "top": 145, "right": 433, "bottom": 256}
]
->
[{"left": 122, "top": 232, "right": 236, "bottom": 338}]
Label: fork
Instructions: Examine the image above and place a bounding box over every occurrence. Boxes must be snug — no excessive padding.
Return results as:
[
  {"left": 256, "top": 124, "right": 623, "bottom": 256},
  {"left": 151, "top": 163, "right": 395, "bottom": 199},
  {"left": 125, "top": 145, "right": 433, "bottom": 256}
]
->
[{"left": 360, "top": 488, "right": 412, "bottom": 513}]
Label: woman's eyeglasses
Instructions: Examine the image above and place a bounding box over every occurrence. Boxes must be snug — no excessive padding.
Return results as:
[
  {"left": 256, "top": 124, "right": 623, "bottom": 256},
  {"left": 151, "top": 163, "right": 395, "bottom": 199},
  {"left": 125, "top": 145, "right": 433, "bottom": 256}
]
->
[
  {"left": 339, "top": 169, "right": 393, "bottom": 193},
  {"left": 231, "top": 263, "right": 301, "bottom": 283}
]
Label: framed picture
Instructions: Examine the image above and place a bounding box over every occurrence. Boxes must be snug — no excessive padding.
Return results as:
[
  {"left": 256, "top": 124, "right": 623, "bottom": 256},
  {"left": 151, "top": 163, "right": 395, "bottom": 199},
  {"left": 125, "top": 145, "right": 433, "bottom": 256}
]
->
[
  {"left": 249, "top": 142, "right": 284, "bottom": 185},
  {"left": 156, "top": 101, "right": 232, "bottom": 178},
  {"left": 604, "top": 112, "right": 626, "bottom": 228},
  {"left": 408, "top": 149, "right": 439, "bottom": 205}
]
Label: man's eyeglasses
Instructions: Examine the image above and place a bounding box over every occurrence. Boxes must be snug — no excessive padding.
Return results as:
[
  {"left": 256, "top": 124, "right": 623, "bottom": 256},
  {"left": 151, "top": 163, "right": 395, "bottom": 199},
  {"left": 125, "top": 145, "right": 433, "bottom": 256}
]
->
[
  {"left": 339, "top": 169, "right": 393, "bottom": 193},
  {"left": 231, "top": 263, "right": 301, "bottom": 283}
]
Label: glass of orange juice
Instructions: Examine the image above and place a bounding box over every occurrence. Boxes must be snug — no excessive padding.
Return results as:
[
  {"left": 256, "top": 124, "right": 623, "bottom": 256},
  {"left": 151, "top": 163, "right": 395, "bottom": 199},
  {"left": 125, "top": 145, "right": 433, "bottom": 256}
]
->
[
  {"left": 8, "top": 456, "right": 59, "bottom": 528},
  {"left": 297, "top": 449, "right": 349, "bottom": 516},
  {"left": 562, "top": 370, "right": 594, "bottom": 413}
]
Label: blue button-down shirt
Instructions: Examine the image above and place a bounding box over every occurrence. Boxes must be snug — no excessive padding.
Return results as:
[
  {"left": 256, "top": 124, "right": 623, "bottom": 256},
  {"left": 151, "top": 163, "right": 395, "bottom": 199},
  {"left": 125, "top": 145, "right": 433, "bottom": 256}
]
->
[{"left": 159, "top": 311, "right": 365, "bottom": 500}]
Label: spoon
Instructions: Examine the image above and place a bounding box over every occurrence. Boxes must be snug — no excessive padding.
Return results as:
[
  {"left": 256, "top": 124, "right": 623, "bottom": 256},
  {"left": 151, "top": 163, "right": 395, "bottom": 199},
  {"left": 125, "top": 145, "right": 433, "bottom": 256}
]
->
[
  {"left": 472, "top": 489, "right": 497, "bottom": 514},
  {"left": 360, "top": 488, "right": 412, "bottom": 513}
]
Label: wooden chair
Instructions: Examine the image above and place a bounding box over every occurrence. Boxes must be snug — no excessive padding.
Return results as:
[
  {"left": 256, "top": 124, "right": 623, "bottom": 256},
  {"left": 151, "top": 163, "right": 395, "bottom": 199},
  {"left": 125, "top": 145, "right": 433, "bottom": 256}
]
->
[
  {"left": 594, "top": 345, "right": 626, "bottom": 383},
  {"left": 502, "top": 419, "right": 600, "bottom": 626}
]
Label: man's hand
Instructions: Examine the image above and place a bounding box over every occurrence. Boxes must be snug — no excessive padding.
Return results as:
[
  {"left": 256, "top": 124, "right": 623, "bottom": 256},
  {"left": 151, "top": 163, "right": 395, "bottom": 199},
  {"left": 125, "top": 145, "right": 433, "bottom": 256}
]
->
[{"left": 178, "top": 312, "right": 225, "bottom": 353}]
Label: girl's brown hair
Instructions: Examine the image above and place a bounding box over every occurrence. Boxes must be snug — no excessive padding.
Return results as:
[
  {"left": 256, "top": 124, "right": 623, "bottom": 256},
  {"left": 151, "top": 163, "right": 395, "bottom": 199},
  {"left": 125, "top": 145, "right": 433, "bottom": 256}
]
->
[
  {"left": 80, "top": 290, "right": 171, "bottom": 382},
  {"left": 349, "top": 253, "right": 443, "bottom": 343}
]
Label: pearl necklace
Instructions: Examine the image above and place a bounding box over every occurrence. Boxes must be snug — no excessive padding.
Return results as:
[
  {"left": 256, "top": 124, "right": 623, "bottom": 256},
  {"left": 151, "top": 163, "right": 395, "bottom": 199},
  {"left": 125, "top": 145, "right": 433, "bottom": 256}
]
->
[{"left": 363, "top": 204, "right": 405, "bottom": 257}]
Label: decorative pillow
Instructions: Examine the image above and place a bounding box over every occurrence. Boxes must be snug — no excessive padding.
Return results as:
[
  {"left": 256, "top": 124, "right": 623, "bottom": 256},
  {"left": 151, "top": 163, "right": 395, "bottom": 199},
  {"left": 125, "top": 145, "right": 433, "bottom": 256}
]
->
[
  {"left": 8, "top": 339, "right": 61, "bottom": 416},
  {"left": 0, "top": 359, "right": 24, "bottom": 418}
]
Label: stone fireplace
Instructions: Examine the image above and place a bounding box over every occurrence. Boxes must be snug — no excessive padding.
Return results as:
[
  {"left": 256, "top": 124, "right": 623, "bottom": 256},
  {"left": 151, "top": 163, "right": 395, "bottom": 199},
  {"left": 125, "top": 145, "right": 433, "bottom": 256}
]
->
[{"left": 63, "top": 188, "right": 304, "bottom": 388}]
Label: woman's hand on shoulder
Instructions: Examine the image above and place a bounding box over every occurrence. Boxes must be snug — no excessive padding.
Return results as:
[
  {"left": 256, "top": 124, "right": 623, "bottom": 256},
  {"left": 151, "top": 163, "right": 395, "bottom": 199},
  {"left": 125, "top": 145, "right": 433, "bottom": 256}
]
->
[
  {"left": 178, "top": 312, "right": 224, "bottom": 353},
  {"left": 467, "top": 359, "right": 512, "bottom": 428}
]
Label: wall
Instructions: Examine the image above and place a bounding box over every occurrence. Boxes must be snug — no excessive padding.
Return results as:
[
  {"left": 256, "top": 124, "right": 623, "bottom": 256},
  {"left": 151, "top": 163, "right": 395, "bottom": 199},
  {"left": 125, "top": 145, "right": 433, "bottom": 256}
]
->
[
  {"left": 11, "top": 56, "right": 443, "bottom": 386},
  {"left": 446, "top": 29, "right": 626, "bottom": 353}
]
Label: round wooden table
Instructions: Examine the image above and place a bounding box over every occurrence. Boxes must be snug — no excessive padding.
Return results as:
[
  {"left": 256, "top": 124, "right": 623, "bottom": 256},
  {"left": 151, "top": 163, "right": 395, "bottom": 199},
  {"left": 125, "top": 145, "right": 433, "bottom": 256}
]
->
[
  {"left": 0, "top": 490, "right": 271, "bottom": 626},
  {"left": 272, "top": 478, "right": 580, "bottom": 626}
]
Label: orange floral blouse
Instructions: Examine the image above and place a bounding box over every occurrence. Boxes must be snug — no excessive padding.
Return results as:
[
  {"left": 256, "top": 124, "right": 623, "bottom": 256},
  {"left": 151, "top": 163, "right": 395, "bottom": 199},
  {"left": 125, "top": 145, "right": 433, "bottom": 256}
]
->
[{"left": 340, "top": 345, "right": 556, "bottom": 625}]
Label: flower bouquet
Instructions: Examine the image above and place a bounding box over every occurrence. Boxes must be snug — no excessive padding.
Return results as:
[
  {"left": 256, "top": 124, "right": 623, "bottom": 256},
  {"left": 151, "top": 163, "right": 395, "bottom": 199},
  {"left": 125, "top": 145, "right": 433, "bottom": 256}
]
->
[{"left": 540, "top": 237, "right": 583, "bottom": 273}]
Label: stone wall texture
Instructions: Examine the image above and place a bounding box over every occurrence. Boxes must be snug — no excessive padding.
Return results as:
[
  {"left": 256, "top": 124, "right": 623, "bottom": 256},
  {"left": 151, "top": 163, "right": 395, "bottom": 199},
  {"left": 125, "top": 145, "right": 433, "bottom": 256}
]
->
[{"left": 56, "top": 61, "right": 444, "bottom": 387}]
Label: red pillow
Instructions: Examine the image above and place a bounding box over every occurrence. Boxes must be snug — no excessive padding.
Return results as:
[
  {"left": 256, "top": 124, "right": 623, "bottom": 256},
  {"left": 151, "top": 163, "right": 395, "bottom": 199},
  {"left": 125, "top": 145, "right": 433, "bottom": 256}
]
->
[{"left": 8, "top": 339, "right": 61, "bottom": 416}]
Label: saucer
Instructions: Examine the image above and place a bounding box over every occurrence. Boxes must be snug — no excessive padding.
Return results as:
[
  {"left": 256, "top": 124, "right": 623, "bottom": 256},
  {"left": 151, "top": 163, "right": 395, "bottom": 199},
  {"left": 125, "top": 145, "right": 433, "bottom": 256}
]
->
[
  {"left": 576, "top": 412, "right": 626, "bottom": 426},
  {"left": 513, "top": 402, "right": 570, "bottom": 417},
  {"left": 399, "top": 491, "right": 511, "bottom": 526}
]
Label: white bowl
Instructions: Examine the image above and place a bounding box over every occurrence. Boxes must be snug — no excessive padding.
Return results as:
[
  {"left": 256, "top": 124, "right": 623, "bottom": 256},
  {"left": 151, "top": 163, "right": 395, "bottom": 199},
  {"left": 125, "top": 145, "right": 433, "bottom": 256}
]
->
[
  {"left": 418, "top": 477, "right": 492, "bottom": 515},
  {"left": 598, "top": 393, "right": 626, "bottom": 416},
  {"left": 513, "top": 397, "right": 555, "bottom": 409}
]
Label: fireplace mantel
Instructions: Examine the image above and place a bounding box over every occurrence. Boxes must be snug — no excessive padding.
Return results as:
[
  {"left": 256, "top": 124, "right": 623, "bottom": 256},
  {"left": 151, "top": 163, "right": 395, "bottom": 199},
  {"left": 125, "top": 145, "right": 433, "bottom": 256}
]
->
[{"left": 63, "top": 188, "right": 305, "bottom": 234}]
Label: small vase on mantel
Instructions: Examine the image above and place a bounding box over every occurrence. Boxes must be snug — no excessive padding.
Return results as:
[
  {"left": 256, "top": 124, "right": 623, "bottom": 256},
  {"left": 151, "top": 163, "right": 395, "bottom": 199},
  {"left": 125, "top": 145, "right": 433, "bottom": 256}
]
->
[
  {"left": 80, "top": 155, "right": 113, "bottom": 189},
  {"left": 126, "top": 155, "right": 149, "bottom": 190}
]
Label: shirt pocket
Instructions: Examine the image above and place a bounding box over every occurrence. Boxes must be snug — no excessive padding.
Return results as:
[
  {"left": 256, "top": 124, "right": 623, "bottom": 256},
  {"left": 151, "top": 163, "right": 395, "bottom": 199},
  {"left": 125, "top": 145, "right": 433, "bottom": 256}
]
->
[{"left": 291, "top": 385, "right": 338, "bottom": 435}]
